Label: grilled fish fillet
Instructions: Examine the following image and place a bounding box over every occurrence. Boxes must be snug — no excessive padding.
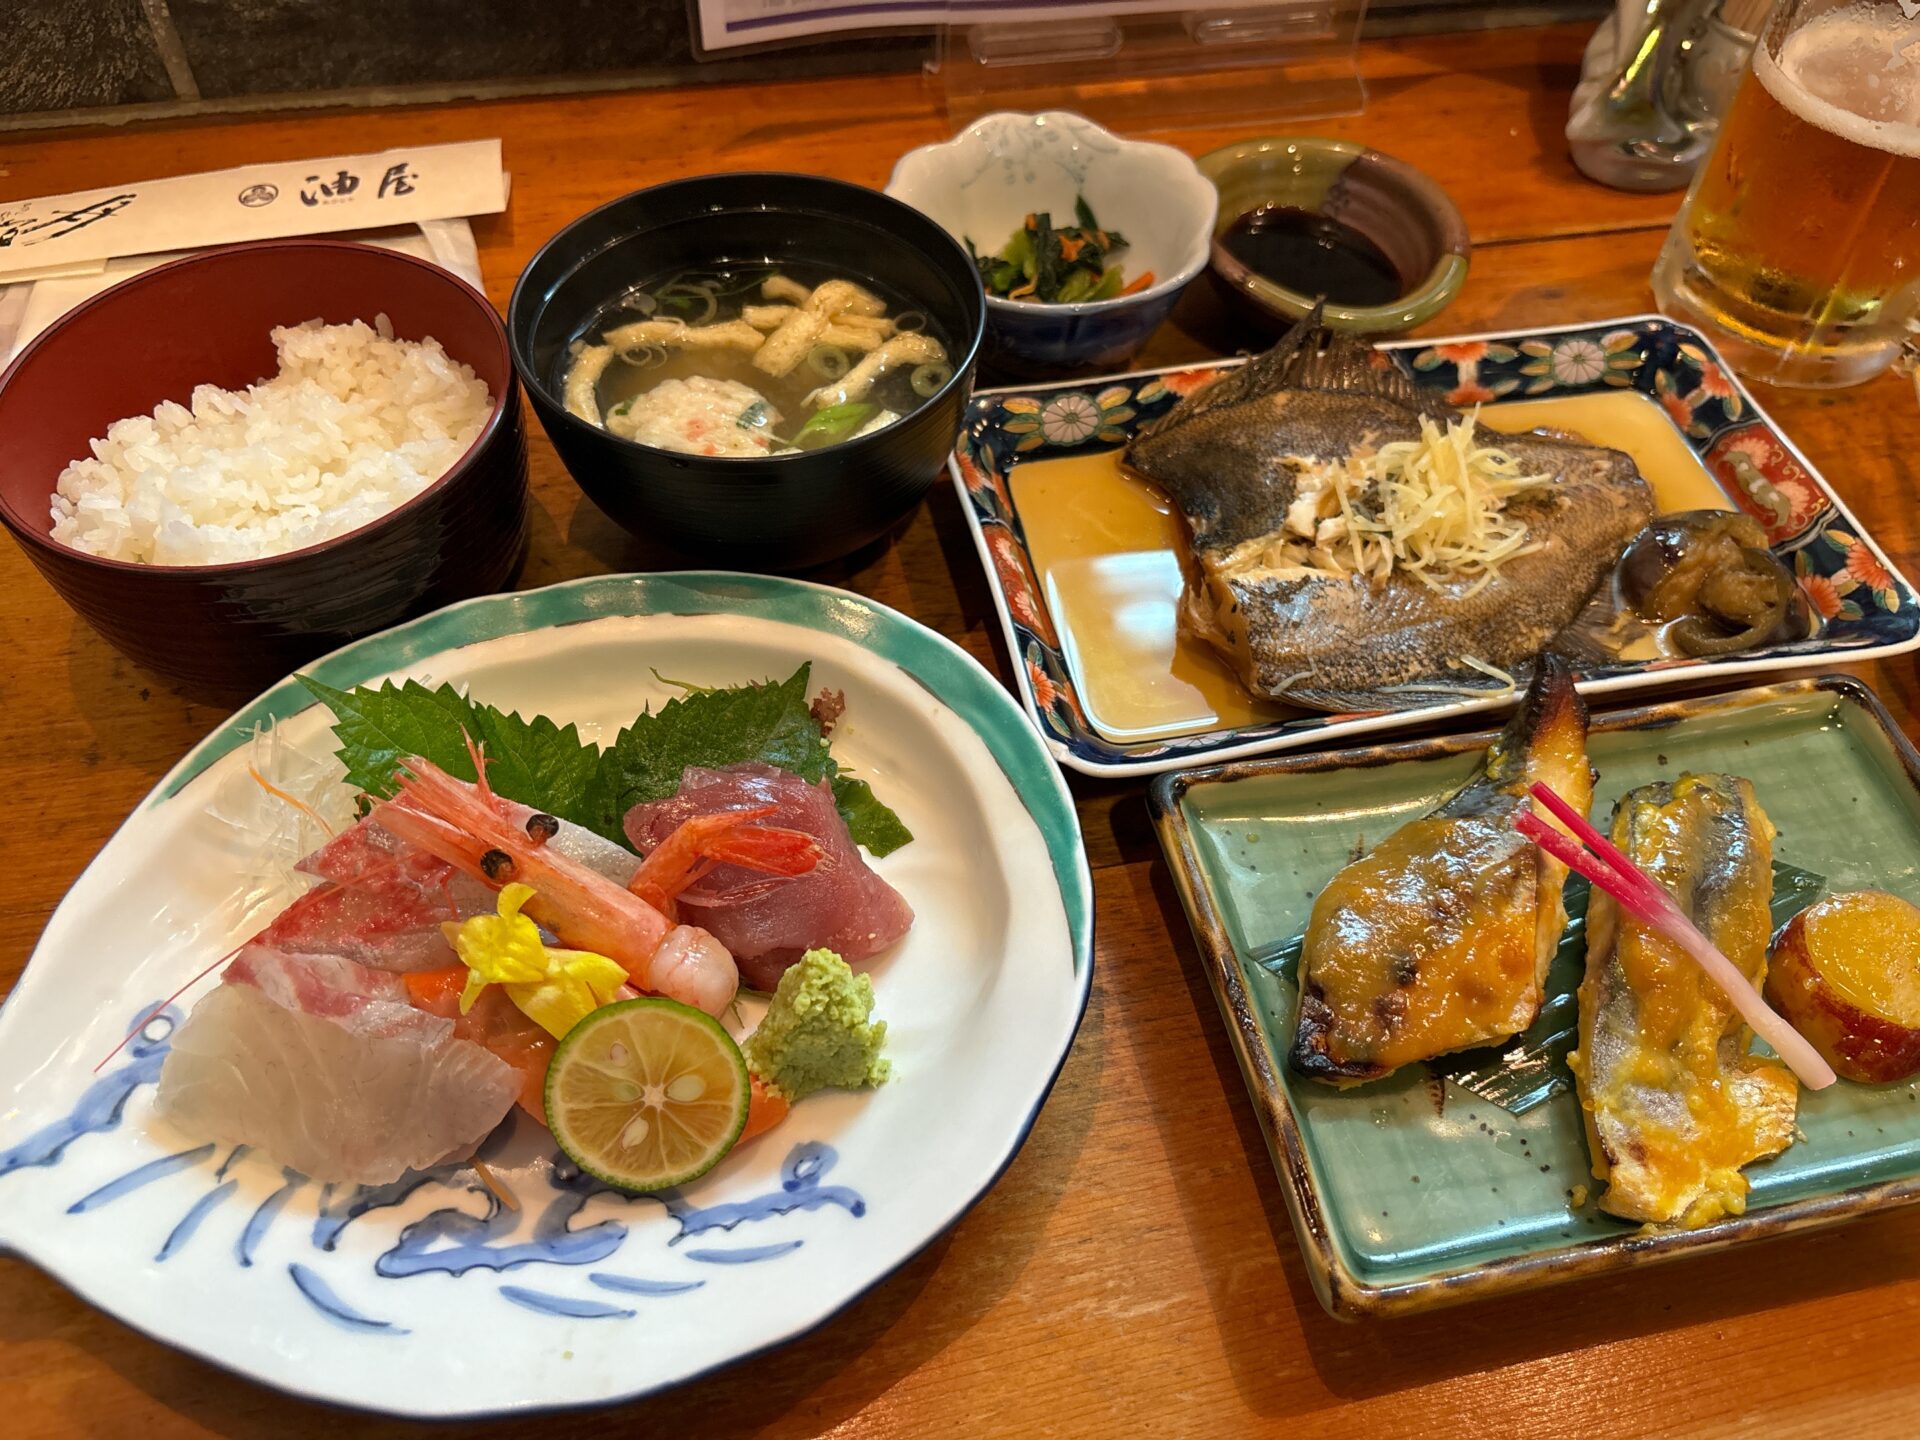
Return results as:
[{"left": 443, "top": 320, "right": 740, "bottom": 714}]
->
[
  {"left": 1568, "top": 774, "right": 1799, "bottom": 1226},
  {"left": 1290, "top": 656, "right": 1591, "bottom": 1083},
  {"left": 1124, "top": 315, "right": 1654, "bottom": 711}
]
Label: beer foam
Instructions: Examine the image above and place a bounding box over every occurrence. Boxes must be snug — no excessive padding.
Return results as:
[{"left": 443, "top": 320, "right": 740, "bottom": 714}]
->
[{"left": 1759, "top": 13, "right": 1920, "bottom": 159}]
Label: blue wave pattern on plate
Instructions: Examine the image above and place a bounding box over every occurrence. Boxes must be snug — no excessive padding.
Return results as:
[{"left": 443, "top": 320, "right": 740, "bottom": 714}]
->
[
  {"left": 952, "top": 317, "right": 1920, "bottom": 771},
  {"left": 6, "top": 1004, "right": 867, "bottom": 1331},
  {"left": 0, "top": 1007, "right": 178, "bottom": 1179}
]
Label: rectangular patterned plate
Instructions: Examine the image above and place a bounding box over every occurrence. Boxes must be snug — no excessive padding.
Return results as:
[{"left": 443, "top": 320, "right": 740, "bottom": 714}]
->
[
  {"left": 1149, "top": 676, "right": 1920, "bottom": 1319},
  {"left": 950, "top": 316, "right": 1920, "bottom": 777}
]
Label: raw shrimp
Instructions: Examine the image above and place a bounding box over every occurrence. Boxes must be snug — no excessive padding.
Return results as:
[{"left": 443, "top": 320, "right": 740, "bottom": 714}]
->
[{"left": 374, "top": 751, "right": 819, "bottom": 1016}]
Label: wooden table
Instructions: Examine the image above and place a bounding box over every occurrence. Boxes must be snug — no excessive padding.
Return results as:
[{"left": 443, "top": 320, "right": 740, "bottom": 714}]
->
[{"left": 6, "top": 22, "right": 1920, "bottom": 1437}]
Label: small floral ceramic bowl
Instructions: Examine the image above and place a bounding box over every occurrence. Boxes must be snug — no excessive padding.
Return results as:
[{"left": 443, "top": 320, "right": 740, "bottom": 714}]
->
[
  {"left": 1198, "top": 136, "right": 1470, "bottom": 335},
  {"left": 887, "top": 112, "right": 1216, "bottom": 380}
]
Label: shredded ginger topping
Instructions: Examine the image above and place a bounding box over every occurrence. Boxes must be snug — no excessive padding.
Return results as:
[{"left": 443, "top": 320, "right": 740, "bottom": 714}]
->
[{"left": 1236, "top": 413, "right": 1555, "bottom": 597}]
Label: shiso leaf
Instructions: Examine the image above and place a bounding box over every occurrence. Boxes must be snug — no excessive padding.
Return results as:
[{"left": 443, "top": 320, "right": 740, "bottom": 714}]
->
[
  {"left": 830, "top": 776, "right": 914, "bottom": 858},
  {"left": 297, "top": 676, "right": 600, "bottom": 820},
  {"left": 582, "top": 664, "right": 833, "bottom": 834},
  {"left": 298, "top": 664, "right": 912, "bottom": 857}
]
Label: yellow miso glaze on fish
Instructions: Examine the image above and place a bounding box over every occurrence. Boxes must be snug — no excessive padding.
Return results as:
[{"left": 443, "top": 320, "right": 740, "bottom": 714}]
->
[
  {"left": 1569, "top": 774, "right": 1799, "bottom": 1227},
  {"left": 1010, "top": 389, "right": 1728, "bottom": 743},
  {"left": 1290, "top": 659, "right": 1591, "bottom": 1083}
]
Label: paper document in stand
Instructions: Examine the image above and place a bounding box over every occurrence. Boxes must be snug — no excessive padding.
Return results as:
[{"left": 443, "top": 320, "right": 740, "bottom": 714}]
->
[{"left": 695, "top": 0, "right": 1273, "bottom": 50}]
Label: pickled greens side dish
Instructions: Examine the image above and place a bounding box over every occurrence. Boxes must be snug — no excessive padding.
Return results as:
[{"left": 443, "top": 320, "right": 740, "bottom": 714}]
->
[{"left": 969, "top": 196, "right": 1153, "bottom": 304}]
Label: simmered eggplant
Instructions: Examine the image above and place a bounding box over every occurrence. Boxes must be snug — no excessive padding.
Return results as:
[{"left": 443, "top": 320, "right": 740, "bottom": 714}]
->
[{"left": 1617, "top": 510, "right": 1815, "bottom": 657}]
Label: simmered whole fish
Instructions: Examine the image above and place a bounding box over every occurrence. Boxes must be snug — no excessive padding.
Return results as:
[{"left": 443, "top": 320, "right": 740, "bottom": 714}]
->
[
  {"left": 1124, "top": 315, "right": 1653, "bottom": 711},
  {"left": 1291, "top": 656, "right": 1591, "bottom": 1083},
  {"left": 1569, "top": 774, "right": 1799, "bottom": 1226}
]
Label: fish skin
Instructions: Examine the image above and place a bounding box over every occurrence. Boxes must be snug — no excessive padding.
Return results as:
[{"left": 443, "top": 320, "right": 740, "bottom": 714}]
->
[
  {"left": 1124, "top": 318, "right": 1653, "bottom": 710},
  {"left": 1290, "top": 656, "right": 1592, "bottom": 1083},
  {"left": 1569, "top": 774, "right": 1798, "bottom": 1227}
]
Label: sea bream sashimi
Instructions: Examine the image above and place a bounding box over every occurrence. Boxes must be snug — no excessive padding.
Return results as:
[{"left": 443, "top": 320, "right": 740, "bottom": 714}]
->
[
  {"left": 156, "top": 946, "right": 521, "bottom": 1184},
  {"left": 249, "top": 817, "right": 488, "bottom": 970},
  {"left": 625, "top": 763, "right": 914, "bottom": 992}
]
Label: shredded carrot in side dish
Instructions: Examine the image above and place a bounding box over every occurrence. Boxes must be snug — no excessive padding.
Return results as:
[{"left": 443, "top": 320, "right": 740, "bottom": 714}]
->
[{"left": 1118, "top": 270, "right": 1156, "bottom": 296}]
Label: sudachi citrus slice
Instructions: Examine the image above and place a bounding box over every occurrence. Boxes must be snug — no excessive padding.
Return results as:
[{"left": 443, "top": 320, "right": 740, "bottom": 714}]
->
[{"left": 545, "top": 998, "right": 750, "bottom": 1191}]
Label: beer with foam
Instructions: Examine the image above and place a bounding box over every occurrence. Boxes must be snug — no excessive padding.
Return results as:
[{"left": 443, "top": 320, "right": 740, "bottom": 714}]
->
[{"left": 1652, "top": 3, "right": 1920, "bottom": 386}]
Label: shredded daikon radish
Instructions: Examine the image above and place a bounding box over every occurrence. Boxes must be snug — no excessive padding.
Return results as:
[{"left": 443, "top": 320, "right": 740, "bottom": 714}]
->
[
  {"left": 1230, "top": 413, "right": 1554, "bottom": 594},
  {"left": 1457, "top": 655, "right": 1518, "bottom": 693}
]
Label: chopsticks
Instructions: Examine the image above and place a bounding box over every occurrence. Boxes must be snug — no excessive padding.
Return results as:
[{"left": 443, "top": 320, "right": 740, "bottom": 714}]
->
[{"left": 1516, "top": 781, "right": 1836, "bottom": 1090}]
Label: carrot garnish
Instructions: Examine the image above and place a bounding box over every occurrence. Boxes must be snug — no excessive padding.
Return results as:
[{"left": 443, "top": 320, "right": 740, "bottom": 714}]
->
[
  {"left": 1118, "top": 270, "right": 1156, "bottom": 296},
  {"left": 740, "top": 1073, "right": 790, "bottom": 1142},
  {"left": 403, "top": 965, "right": 467, "bottom": 1016},
  {"left": 246, "top": 765, "right": 337, "bottom": 838},
  {"left": 1515, "top": 782, "right": 1836, "bottom": 1089},
  {"left": 470, "top": 1157, "right": 522, "bottom": 1212}
]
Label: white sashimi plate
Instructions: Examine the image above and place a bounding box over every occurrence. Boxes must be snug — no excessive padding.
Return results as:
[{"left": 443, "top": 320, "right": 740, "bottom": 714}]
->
[{"left": 0, "top": 573, "right": 1093, "bottom": 1418}]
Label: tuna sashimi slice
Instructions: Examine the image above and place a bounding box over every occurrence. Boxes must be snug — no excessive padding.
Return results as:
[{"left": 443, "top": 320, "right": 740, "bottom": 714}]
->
[
  {"left": 624, "top": 763, "right": 913, "bottom": 992},
  {"left": 156, "top": 946, "right": 518, "bottom": 1184}
]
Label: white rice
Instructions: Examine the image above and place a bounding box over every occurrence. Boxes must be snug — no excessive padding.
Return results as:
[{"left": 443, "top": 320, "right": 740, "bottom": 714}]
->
[{"left": 49, "top": 315, "right": 493, "bottom": 566}]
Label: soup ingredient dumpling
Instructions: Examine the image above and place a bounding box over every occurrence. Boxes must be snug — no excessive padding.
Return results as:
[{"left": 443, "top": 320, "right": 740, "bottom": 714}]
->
[
  {"left": 1569, "top": 773, "right": 1799, "bottom": 1226},
  {"left": 606, "top": 375, "right": 783, "bottom": 458},
  {"left": 1290, "top": 656, "right": 1590, "bottom": 1083},
  {"left": 563, "top": 266, "right": 950, "bottom": 452}
]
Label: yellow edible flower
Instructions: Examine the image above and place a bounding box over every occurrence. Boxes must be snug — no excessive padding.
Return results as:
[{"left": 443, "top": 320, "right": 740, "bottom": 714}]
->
[{"left": 443, "top": 883, "right": 628, "bottom": 1040}]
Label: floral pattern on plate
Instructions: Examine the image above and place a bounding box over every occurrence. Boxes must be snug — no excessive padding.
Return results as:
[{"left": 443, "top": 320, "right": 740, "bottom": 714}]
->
[{"left": 950, "top": 315, "right": 1920, "bottom": 778}]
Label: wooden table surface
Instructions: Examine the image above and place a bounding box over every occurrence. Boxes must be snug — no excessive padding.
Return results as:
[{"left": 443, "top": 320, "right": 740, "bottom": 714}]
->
[{"left": 6, "top": 21, "right": 1920, "bottom": 1438}]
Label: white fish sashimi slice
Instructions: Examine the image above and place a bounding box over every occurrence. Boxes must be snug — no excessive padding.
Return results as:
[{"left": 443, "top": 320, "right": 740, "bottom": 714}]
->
[{"left": 156, "top": 948, "right": 518, "bottom": 1184}]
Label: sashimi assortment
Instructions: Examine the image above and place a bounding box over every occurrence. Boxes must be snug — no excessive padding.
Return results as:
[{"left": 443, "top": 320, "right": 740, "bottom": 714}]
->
[{"left": 148, "top": 668, "right": 914, "bottom": 1190}]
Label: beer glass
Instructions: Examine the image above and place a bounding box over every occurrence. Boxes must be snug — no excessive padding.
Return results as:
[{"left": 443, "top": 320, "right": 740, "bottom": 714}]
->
[{"left": 1651, "top": 0, "right": 1920, "bottom": 387}]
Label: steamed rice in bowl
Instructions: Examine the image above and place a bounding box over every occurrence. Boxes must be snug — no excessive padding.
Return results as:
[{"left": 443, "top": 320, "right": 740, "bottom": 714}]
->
[{"left": 50, "top": 315, "right": 493, "bottom": 566}]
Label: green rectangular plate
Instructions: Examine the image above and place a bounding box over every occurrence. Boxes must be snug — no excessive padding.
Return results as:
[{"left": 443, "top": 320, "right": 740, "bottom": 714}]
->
[{"left": 1150, "top": 677, "right": 1920, "bottom": 1319}]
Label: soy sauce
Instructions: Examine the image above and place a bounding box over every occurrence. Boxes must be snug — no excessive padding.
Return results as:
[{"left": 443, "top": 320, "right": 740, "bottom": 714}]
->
[{"left": 1220, "top": 205, "right": 1404, "bottom": 307}]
